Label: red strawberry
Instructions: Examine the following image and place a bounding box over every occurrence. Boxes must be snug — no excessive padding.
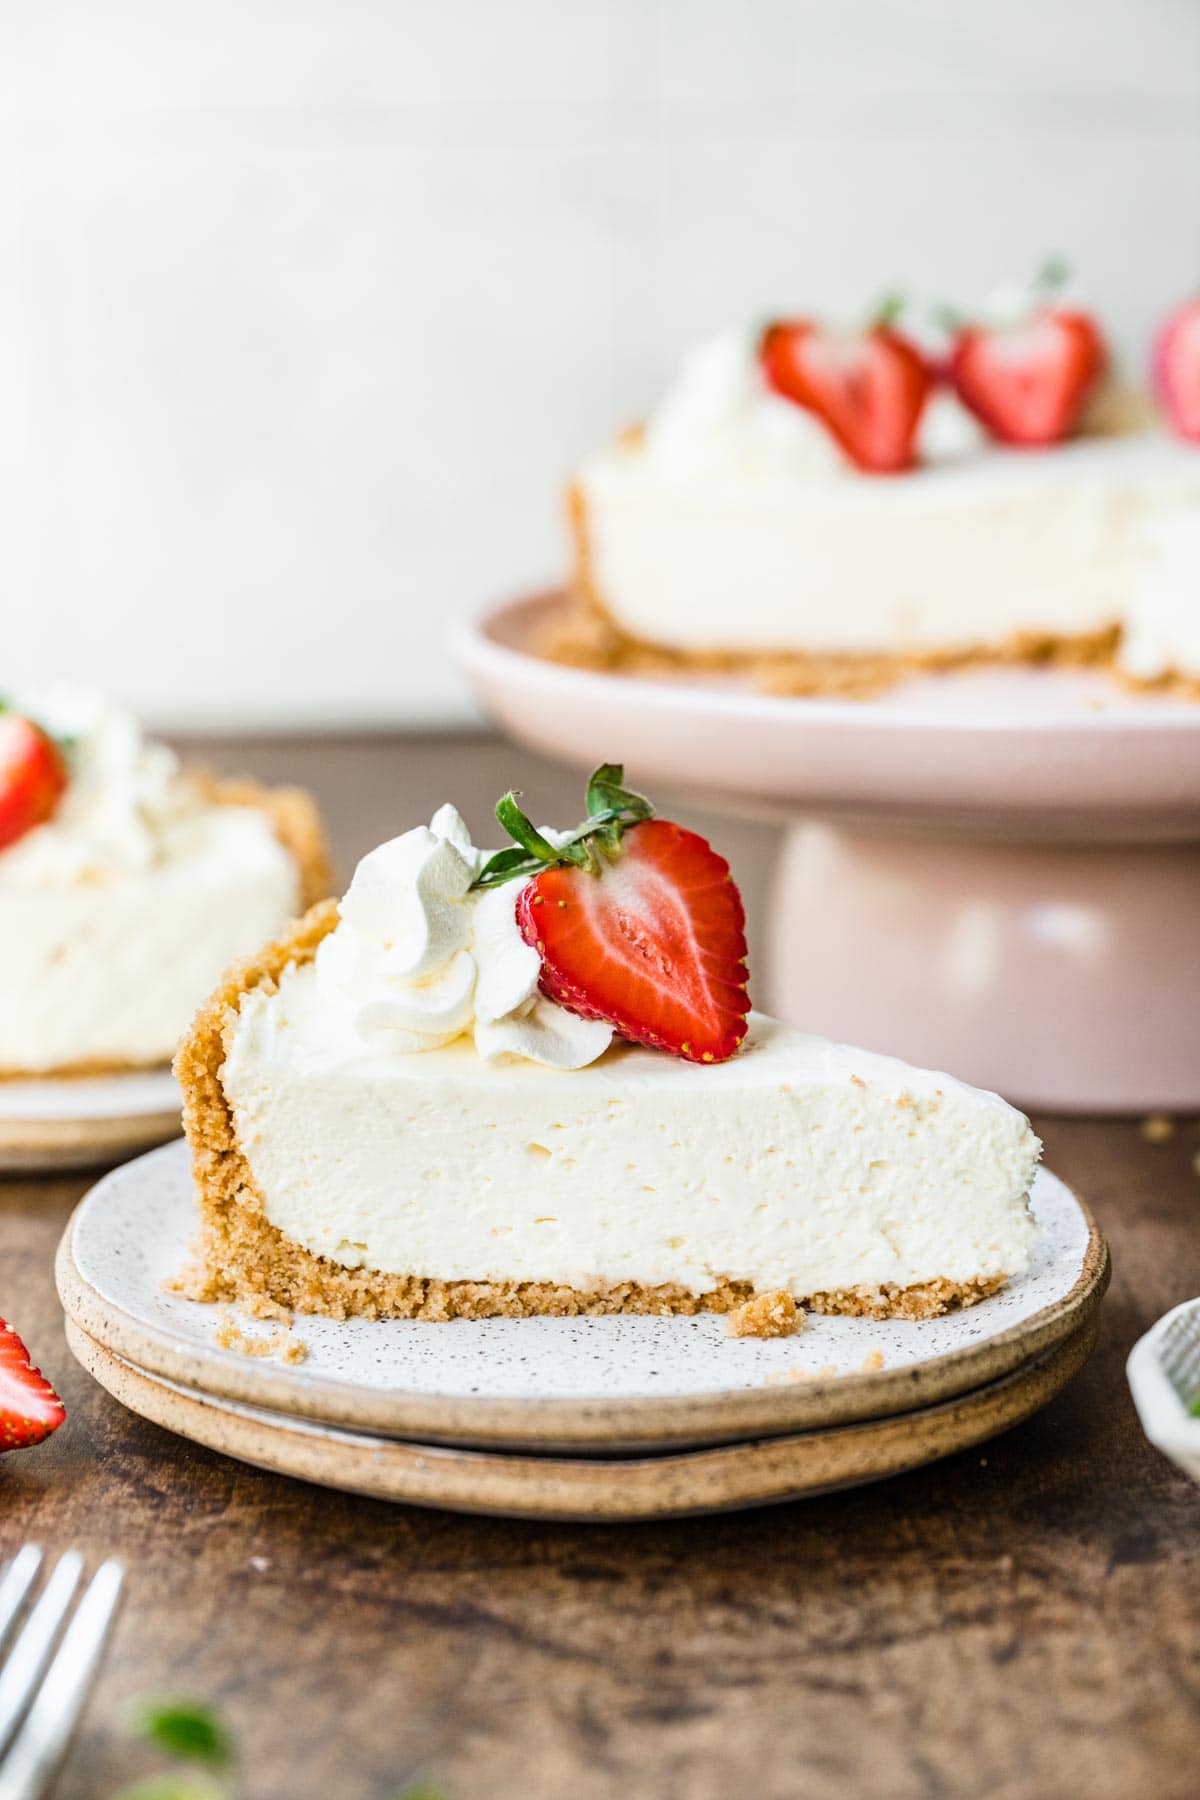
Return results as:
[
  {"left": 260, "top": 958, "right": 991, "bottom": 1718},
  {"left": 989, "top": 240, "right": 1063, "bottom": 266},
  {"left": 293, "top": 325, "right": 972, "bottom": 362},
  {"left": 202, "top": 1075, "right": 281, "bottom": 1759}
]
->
[
  {"left": 1151, "top": 296, "right": 1200, "bottom": 441},
  {"left": 760, "top": 314, "right": 934, "bottom": 474},
  {"left": 0, "top": 713, "right": 68, "bottom": 853},
  {"left": 473, "top": 765, "right": 750, "bottom": 1063},
  {"left": 0, "top": 1319, "right": 66, "bottom": 1452},
  {"left": 948, "top": 299, "right": 1107, "bottom": 448}
]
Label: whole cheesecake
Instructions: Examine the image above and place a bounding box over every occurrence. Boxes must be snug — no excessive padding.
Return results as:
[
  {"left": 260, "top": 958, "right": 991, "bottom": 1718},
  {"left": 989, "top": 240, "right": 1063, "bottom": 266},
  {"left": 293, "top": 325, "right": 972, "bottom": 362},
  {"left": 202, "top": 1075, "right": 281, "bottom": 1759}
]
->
[
  {"left": 177, "top": 772, "right": 1040, "bottom": 1331},
  {"left": 558, "top": 328, "right": 1200, "bottom": 697},
  {"left": 0, "top": 689, "right": 331, "bottom": 1076}
]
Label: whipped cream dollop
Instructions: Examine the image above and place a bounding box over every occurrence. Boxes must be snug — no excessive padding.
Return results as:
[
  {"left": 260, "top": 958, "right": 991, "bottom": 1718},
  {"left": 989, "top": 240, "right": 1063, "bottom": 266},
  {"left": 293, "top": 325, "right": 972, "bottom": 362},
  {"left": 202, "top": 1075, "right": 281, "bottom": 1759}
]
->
[
  {"left": 314, "top": 805, "right": 614, "bottom": 1070},
  {"left": 0, "top": 687, "right": 208, "bottom": 888},
  {"left": 638, "top": 326, "right": 984, "bottom": 482}
]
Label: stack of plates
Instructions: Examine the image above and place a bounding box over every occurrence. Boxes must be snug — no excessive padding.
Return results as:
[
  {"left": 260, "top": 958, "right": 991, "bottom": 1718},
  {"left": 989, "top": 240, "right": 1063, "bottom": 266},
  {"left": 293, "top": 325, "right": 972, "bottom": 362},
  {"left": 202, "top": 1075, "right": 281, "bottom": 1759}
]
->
[
  {"left": 57, "top": 1143, "right": 1109, "bottom": 1521},
  {"left": 0, "top": 1070, "right": 181, "bottom": 1173}
]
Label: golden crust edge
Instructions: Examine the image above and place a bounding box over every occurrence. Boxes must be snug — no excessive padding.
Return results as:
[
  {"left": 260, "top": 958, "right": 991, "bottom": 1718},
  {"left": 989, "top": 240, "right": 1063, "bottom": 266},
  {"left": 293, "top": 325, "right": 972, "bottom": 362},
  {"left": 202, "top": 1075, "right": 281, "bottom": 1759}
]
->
[
  {"left": 187, "top": 771, "right": 334, "bottom": 912},
  {"left": 174, "top": 915, "right": 1010, "bottom": 1331}
]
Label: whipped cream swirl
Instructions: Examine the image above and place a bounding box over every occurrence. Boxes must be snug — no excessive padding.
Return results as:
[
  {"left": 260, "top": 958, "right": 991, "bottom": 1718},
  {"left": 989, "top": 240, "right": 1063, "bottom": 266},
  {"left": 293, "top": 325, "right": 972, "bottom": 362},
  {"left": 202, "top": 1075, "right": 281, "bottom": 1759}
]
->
[
  {"left": 0, "top": 687, "right": 210, "bottom": 889},
  {"left": 315, "top": 805, "right": 614, "bottom": 1070}
]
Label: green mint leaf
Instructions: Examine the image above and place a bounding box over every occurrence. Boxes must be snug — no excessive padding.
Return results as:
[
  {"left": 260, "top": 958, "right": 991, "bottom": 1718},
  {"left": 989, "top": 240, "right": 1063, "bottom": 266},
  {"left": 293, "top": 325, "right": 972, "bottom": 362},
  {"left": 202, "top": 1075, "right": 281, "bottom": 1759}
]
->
[{"left": 131, "top": 1701, "right": 233, "bottom": 1768}]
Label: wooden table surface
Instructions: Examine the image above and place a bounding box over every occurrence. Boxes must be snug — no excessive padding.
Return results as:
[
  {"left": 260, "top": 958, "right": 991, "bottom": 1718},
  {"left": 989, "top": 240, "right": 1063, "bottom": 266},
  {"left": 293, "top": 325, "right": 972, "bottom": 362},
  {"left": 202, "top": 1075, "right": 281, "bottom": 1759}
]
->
[{"left": 4, "top": 733, "right": 1199, "bottom": 1800}]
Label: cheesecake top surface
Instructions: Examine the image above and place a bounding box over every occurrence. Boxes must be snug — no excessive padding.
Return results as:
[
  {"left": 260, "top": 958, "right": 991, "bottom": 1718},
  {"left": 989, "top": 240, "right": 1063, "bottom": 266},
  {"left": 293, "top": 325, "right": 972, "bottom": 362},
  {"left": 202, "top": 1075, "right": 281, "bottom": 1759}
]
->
[
  {"left": 0, "top": 686, "right": 293, "bottom": 892},
  {"left": 579, "top": 326, "right": 1198, "bottom": 498}
]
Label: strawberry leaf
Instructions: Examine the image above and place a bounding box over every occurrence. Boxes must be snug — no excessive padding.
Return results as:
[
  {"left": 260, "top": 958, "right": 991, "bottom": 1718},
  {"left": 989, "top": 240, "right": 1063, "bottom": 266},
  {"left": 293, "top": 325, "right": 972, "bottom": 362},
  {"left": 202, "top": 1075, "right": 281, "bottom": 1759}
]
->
[
  {"left": 472, "top": 764, "right": 657, "bottom": 891},
  {"left": 586, "top": 763, "right": 652, "bottom": 821}
]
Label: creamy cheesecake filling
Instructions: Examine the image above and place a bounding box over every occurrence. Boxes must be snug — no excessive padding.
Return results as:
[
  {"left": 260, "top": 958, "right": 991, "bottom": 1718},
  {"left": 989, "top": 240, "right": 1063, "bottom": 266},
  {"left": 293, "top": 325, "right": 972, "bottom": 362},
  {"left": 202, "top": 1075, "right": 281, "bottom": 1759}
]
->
[
  {"left": 220, "top": 982, "right": 1039, "bottom": 1299},
  {"left": 0, "top": 690, "right": 302, "bottom": 1073},
  {"left": 573, "top": 328, "right": 1200, "bottom": 683}
]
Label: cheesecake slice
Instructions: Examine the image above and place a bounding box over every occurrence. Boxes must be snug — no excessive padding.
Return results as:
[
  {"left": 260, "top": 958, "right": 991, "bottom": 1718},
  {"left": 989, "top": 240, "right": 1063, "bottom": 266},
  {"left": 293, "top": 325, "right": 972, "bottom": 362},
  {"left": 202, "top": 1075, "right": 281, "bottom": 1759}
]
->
[
  {"left": 555, "top": 326, "right": 1200, "bottom": 698},
  {"left": 177, "top": 778, "right": 1039, "bottom": 1328},
  {"left": 0, "top": 689, "right": 332, "bottom": 1076}
]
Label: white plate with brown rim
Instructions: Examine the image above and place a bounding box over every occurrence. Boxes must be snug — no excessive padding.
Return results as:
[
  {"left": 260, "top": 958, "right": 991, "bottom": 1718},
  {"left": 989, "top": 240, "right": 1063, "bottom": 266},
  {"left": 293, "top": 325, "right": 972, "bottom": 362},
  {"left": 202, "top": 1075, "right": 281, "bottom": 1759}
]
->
[
  {"left": 65, "top": 1312, "right": 1101, "bottom": 1519},
  {"left": 57, "top": 1140, "right": 1109, "bottom": 1455},
  {"left": 0, "top": 1068, "right": 181, "bottom": 1173}
]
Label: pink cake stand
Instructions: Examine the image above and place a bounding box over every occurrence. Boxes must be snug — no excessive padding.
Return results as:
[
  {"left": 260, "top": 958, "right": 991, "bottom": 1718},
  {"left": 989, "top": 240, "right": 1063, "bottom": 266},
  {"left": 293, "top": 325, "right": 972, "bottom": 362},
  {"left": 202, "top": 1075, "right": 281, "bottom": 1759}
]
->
[{"left": 453, "top": 592, "right": 1200, "bottom": 1113}]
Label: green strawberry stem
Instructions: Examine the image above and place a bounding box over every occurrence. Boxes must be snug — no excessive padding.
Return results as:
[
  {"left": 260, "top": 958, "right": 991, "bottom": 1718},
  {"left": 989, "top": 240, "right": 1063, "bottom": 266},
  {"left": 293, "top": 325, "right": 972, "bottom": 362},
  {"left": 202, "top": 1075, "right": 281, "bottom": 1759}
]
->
[
  {"left": 870, "top": 291, "right": 907, "bottom": 331},
  {"left": 472, "top": 763, "right": 654, "bottom": 890},
  {"left": 1034, "top": 254, "right": 1070, "bottom": 298}
]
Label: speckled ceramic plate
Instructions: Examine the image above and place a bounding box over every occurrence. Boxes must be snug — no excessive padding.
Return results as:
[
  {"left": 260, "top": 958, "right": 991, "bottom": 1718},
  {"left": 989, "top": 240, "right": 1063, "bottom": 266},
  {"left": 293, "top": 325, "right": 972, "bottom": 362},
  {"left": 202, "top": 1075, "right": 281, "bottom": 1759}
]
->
[
  {"left": 56, "top": 1140, "right": 1109, "bottom": 1454},
  {"left": 64, "top": 1313, "right": 1100, "bottom": 1519},
  {"left": 0, "top": 1069, "right": 181, "bottom": 1173}
]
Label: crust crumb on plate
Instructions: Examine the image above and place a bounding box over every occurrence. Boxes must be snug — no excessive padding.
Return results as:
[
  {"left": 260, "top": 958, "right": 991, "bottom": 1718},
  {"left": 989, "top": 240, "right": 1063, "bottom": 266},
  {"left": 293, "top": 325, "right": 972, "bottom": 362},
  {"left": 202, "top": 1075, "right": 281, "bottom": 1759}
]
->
[
  {"left": 211, "top": 1308, "right": 307, "bottom": 1365},
  {"left": 727, "top": 1290, "right": 803, "bottom": 1340}
]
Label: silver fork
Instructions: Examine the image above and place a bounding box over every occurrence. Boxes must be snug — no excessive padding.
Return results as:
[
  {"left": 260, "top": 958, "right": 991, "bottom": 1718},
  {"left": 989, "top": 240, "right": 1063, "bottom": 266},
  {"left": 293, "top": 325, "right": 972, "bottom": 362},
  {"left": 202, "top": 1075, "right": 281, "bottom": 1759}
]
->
[{"left": 0, "top": 1548, "right": 124, "bottom": 1800}]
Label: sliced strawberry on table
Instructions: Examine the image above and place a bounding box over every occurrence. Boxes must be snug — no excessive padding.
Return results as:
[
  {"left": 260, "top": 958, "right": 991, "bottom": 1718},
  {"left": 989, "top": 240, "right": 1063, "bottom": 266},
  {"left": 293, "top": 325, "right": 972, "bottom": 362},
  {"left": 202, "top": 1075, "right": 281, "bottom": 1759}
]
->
[
  {"left": 1151, "top": 296, "right": 1200, "bottom": 442},
  {"left": 945, "top": 265, "right": 1107, "bottom": 447},
  {"left": 759, "top": 302, "right": 934, "bottom": 474},
  {"left": 472, "top": 765, "right": 751, "bottom": 1064},
  {"left": 0, "top": 1319, "right": 66, "bottom": 1452},
  {"left": 0, "top": 710, "right": 69, "bottom": 852}
]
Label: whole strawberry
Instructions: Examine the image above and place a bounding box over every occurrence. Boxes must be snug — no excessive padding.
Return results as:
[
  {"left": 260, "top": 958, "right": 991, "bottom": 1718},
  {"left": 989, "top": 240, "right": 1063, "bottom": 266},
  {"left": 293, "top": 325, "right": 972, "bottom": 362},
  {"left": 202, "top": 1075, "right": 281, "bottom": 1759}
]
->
[
  {"left": 945, "top": 262, "right": 1107, "bottom": 448},
  {"left": 1151, "top": 296, "right": 1200, "bottom": 441},
  {"left": 759, "top": 299, "right": 934, "bottom": 474},
  {"left": 473, "top": 765, "right": 750, "bottom": 1064},
  {"left": 0, "top": 706, "right": 69, "bottom": 852},
  {"left": 0, "top": 1319, "right": 66, "bottom": 1452}
]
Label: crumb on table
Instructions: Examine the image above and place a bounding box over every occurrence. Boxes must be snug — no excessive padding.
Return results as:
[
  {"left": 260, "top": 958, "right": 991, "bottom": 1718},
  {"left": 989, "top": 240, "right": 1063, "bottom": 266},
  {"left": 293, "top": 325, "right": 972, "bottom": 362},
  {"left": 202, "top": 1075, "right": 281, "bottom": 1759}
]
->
[
  {"left": 726, "top": 1290, "right": 803, "bottom": 1340},
  {"left": 1141, "top": 1114, "right": 1176, "bottom": 1144}
]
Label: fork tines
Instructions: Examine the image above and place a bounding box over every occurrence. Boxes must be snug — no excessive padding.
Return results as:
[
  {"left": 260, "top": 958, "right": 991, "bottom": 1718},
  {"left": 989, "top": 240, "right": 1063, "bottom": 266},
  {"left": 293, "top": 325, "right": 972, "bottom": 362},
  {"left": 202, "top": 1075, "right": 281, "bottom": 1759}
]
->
[{"left": 0, "top": 1548, "right": 124, "bottom": 1800}]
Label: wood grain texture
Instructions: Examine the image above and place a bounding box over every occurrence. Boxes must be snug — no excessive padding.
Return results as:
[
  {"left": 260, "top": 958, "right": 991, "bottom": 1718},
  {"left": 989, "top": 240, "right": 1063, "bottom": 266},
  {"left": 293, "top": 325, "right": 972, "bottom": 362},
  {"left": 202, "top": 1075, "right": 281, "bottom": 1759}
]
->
[{"left": 3, "top": 732, "right": 1200, "bottom": 1800}]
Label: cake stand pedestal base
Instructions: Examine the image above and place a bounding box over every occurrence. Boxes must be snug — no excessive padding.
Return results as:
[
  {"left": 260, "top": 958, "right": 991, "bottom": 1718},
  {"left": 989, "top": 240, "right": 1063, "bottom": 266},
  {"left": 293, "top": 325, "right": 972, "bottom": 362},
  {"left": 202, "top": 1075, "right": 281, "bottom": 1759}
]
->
[{"left": 767, "top": 824, "right": 1200, "bottom": 1114}]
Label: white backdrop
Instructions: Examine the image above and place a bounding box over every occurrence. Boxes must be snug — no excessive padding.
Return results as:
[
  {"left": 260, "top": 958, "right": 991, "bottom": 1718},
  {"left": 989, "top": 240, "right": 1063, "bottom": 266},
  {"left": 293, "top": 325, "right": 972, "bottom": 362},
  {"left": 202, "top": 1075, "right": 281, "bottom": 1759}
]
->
[{"left": 3, "top": 0, "right": 1198, "bottom": 727}]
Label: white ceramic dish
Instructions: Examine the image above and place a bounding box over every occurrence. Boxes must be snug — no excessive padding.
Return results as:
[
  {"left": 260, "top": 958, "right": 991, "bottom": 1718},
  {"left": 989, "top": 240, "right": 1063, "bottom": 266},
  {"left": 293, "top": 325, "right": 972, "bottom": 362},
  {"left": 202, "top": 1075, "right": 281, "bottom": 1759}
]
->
[
  {"left": 1126, "top": 1301, "right": 1200, "bottom": 1486},
  {"left": 0, "top": 1068, "right": 181, "bottom": 1172},
  {"left": 57, "top": 1140, "right": 1108, "bottom": 1454}
]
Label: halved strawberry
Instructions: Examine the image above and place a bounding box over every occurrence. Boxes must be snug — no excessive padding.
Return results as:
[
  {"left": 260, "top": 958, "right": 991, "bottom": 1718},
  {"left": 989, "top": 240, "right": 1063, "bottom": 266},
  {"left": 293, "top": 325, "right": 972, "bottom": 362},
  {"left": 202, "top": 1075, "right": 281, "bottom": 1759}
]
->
[
  {"left": 0, "top": 1319, "right": 66, "bottom": 1452},
  {"left": 472, "top": 765, "right": 750, "bottom": 1063},
  {"left": 946, "top": 273, "right": 1107, "bottom": 447},
  {"left": 760, "top": 310, "right": 934, "bottom": 474},
  {"left": 0, "top": 712, "right": 68, "bottom": 853},
  {"left": 1151, "top": 296, "right": 1200, "bottom": 441}
]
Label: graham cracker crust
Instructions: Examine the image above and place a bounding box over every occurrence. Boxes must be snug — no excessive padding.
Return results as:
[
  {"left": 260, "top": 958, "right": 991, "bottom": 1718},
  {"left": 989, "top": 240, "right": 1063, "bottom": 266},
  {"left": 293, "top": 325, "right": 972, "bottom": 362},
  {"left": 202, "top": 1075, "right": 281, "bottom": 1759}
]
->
[
  {"left": 559, "top": 479, "right": 1200, "bottom": 701},
  {"left": 175, "top": 907, "right": 1012, "bottom": 1332},
  {"left": 0, "top": 776, "right": 332, "bottom": 1081}
]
